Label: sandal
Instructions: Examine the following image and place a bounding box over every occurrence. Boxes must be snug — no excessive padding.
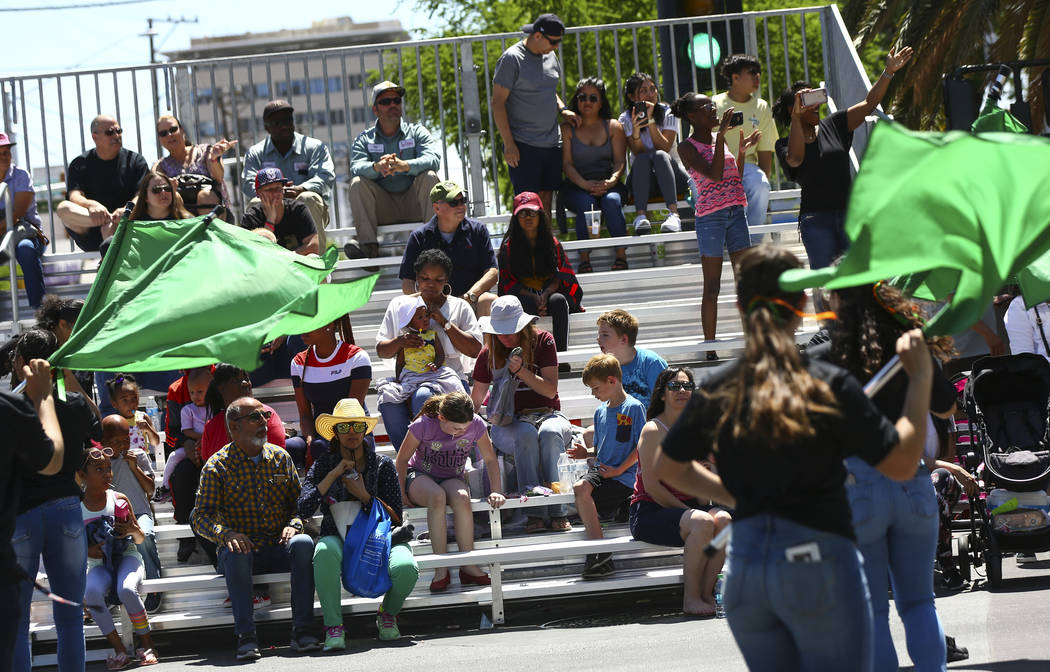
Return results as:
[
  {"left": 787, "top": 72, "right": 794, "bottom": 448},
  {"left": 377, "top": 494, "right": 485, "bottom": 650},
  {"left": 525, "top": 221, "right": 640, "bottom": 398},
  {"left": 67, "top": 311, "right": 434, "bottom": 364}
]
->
[
  {"left": 106, "top": 651, "right": 130, "bottom": 671},
  {"left": 136, "top": 648, "right": 159, "bottom": 666},
  {"left": 577, "top": 260, "right": 593, "bottom": 274},
  {"left": 611, "top": 257, "right": 629, "bottom": 271},
  {"left": 550, "top": 517, "right": 572, "bottom": 532},
  {"left": 525, "top": 517, "right": 547, "bottom": 534}
]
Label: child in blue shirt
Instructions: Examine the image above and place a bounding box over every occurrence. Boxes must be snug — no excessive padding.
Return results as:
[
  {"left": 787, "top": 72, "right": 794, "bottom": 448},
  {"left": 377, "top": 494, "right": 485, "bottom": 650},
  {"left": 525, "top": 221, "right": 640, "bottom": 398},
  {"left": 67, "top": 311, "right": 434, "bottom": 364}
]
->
[
  {"left": 569, "top": 354, "right": 646, "bottom": 579},
  {"left": 595, "top": 309, "right": 667, "bottom": 410}
]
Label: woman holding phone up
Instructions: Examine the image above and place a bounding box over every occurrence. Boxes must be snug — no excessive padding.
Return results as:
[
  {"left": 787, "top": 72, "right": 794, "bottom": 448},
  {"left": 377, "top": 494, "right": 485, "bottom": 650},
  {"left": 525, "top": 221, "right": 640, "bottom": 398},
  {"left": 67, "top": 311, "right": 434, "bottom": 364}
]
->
[{"left": 772, "top": 46, "right": 913, "bottom": 270}]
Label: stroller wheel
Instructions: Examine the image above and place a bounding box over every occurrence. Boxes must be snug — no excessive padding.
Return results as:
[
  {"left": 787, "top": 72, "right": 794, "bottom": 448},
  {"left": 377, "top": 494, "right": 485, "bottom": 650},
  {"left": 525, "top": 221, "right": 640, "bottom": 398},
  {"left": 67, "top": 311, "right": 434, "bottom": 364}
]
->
[
  {"left": 985, "top": 534, "right": 1003, "bottom": 589},
  {"left": 957, "top": 536, "right": 971, "bottom": 582}
]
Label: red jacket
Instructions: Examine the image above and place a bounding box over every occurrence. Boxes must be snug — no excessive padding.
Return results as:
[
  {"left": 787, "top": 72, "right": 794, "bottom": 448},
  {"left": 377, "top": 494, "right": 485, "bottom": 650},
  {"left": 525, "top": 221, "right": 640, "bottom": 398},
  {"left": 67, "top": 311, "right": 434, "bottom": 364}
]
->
[{"left": 497, "top": 235, "right": 584, "bottom": 312}]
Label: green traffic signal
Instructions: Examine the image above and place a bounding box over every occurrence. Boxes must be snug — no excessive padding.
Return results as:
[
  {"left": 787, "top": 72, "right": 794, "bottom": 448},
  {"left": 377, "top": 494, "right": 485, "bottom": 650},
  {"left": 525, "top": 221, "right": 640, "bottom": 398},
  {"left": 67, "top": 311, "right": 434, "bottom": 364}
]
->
[{"left": 687, "top": 32, "right": 722, "bottom": 69}]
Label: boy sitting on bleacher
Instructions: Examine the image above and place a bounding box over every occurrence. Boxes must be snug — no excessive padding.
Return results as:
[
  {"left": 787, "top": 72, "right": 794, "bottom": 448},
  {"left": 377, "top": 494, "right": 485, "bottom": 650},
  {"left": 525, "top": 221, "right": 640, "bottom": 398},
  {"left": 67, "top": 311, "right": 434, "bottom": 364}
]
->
[
  {"left": 595, "top": 309, "right": 667, "bottom": 410},
  {"left": 570, "top": 354, "right": 644, "bottom": 579}
]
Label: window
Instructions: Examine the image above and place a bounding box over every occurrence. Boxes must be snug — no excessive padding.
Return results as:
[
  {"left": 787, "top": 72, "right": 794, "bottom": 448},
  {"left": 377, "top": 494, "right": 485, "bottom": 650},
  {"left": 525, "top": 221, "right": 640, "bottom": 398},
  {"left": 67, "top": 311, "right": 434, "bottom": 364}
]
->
[
  {"left": 255, "top": 83, "right": 270, "bottom": 99},
  {"left": 329, "top": 109, "right": 345, "bottom": 126},
  {"left": 327, "top": 77, "right": 342, "bottom": 93},
  {"left": 352, "top": 107, "right": 371, "bottom": 123},
  {"left": 195, "top": 87, "right": 213, "bottom": 104},
  {"left": 312, "top": 111, "right": 327, "bottom": 127},
  {"left": 199, "top": 121, "right": 216, "bottom": 137},
  {"left": 347, "top": 74, "right": 364, "bottom": 89},
  {"left": 309, "top": 78, "right": 325, "bottom": 95}
]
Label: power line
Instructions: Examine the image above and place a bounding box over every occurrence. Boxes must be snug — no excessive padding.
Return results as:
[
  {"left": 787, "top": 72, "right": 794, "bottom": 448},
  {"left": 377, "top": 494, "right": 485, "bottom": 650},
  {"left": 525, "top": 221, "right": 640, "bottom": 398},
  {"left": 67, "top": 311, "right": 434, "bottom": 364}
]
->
[{"left": 1, "top": 0, "right": 162, "bottom": 11}]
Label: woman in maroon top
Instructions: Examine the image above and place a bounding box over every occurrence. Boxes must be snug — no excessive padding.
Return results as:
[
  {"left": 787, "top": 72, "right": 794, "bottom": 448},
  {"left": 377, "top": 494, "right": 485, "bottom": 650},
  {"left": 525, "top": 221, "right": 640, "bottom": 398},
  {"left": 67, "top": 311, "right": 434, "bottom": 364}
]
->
[
  {"left": 630, "top": 367, "right": 731, "bottom": 615},
  {"left": 470, "top": 296, "right": 574, "bottom": 532}
]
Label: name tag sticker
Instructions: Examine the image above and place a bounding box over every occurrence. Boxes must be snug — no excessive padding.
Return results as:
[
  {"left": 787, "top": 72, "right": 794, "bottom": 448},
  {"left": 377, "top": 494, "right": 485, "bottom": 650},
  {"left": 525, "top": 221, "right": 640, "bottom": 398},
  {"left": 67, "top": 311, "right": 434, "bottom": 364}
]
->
[
  {"left": 262, "top": 161, "right": 276, "bottom": 168},
  {"left": 368, "top": 143, "right": 385, "bottom": 154},
  {"left": 398, "top": 138, "right": 416, "bottom": 151},
  {"left": 274, "top": 474, "right": 288, "bottom": 484},
  {"left": 293, "top": 161, "right": 308, "bottom": 174}
]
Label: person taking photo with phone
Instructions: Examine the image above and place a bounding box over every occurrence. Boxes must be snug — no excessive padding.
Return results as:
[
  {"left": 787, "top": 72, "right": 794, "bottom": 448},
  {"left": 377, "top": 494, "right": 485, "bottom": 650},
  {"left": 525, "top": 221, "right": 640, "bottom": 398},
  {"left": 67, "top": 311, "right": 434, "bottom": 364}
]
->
[{"left": 772, "top": 45, "right": 913, "bottom": 271}]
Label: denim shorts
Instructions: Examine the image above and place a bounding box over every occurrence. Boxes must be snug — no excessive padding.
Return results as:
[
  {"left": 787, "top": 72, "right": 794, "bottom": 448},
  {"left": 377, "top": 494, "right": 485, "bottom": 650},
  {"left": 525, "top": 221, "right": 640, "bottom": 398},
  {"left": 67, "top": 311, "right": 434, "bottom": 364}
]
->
[
  {"left": 507, "top": 142, "right": 562, "bottom": 193},
  {"left": 695, "top": 205, "right": 750, "bottom": 258}
]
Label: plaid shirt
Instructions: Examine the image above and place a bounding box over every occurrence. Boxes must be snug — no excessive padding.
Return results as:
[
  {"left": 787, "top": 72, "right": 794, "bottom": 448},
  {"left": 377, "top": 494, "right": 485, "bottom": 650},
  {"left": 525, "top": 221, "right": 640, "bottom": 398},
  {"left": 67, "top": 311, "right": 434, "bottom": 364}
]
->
[{"left": 191, "top": 441, "right": 301, "bottom": 549}]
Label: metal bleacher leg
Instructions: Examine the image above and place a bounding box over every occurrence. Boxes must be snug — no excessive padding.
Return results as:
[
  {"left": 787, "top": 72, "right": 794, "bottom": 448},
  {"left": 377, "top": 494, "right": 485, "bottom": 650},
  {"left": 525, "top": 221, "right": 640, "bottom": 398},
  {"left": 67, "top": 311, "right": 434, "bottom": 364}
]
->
[
  {"left": 489, "top": 507, "right": 505, "bottom": 625},
  {"left": 119, "top": 605, "right": 133, "bottom": 651}
]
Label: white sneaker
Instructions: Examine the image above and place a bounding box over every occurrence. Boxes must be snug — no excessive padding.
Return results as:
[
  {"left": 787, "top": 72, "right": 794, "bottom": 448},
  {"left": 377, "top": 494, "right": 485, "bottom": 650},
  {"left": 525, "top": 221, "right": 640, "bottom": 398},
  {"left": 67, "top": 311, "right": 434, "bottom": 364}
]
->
[
  {"left": 1016, "top": 552, "right": 1038, "bottom": 564},
  {"left": 660, "top": 213, "right": 682, "bottom": 233},
  {"left": 632, "top": 214, "right": 651, "bottom": 235}
]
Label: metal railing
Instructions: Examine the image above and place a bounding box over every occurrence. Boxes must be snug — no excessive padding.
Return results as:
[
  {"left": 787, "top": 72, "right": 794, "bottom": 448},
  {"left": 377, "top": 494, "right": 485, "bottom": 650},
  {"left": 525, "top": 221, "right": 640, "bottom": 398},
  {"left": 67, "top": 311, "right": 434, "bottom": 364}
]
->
[{"left": 1, "top": 181, "right": 18, "bottom": 329}]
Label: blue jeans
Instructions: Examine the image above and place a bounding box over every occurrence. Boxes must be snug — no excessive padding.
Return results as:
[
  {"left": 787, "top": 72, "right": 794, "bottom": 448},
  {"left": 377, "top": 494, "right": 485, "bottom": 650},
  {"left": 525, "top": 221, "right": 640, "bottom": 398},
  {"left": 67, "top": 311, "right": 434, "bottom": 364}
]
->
[
  {"left": 799, "top": 210, "right": 849, "bottom": 269},
  {"left": 725, "top": 514, "right": 873, "bottom": 672},
  {"left": 846, "top": 458, "right": 946, "bottom": 672},
  {"left": 563, "top": 182, "right": 628, "bottom": 240},
  {"left": 11, "top": 496, "right": 87, "bottom": 672},
  {"left": 741, "top": 162, "right": 770, "bottom": 245},
  {"left": 136, "top": 513, "right": 162, "bottom": 583},
  {"left": 14, "top": 234, "right": 45, "bottom": 308},
  {"left": 696, "top": 205, "right": 751, "bottom": 258},
  {"left": 284, "top": 436, "right": 330, "bottom": 469},
  {"left": 379, "top": 385, "right": 435, "bottom": 452},
  {"left": 217, "top": 534, "right": 315, "bottom": 635},
  {"left": 490, "top": 414, "right": 572, "bottom": 518}
]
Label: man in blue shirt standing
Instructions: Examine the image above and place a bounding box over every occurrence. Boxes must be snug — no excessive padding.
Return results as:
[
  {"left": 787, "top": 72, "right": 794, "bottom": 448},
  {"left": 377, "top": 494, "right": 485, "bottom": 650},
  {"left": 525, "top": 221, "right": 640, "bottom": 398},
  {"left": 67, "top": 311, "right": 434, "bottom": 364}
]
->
[
  {"left": 348, "top": 81, "right": 441, "bottom": 261},
  {"left": 398, "top": 180, "right": 498, "bottom": 316},
  {"left": 0, "top": 133, "right": 46, "bottom": 307},
  {"left": 242, "top": 100, "right": 335, "bottom": 247}
]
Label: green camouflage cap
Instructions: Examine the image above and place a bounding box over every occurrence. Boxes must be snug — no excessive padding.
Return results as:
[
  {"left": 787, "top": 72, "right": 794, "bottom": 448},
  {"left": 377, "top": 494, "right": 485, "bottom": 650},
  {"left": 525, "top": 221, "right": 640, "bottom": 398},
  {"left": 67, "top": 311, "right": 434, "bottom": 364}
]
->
[{"left": 429, "top": 180, "right": 465, "bottom": 203}]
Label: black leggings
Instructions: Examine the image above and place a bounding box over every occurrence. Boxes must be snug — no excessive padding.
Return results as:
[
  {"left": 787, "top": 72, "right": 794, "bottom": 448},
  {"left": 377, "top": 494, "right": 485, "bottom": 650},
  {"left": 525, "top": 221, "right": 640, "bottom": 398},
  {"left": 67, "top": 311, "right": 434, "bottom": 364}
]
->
[
  {"left": 931, "top": 467, "right": 962, "bottom": 565},
  {"left": 517, "top": 291, "right": 569, "bottom": 352}
]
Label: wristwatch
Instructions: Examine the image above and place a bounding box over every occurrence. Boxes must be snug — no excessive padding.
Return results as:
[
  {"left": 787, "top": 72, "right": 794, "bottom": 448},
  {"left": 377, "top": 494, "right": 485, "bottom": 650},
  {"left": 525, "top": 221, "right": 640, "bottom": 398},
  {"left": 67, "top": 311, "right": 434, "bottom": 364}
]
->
[
  {"left": 289, "top": 519, "right": 303, "bottom": 532},
  {"left": 467, "top": 292, "right": 479, "bottom": 304}
]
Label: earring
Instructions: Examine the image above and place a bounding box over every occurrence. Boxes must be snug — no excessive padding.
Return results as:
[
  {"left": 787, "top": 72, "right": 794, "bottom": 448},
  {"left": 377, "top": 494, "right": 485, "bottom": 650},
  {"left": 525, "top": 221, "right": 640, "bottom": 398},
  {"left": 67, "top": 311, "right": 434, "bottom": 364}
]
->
[
  {"left": 414, "top": 281, "right": 420, "bottom": 293},
  {"left": 442, "top": 284, "right": 452, "bottom": 296}
]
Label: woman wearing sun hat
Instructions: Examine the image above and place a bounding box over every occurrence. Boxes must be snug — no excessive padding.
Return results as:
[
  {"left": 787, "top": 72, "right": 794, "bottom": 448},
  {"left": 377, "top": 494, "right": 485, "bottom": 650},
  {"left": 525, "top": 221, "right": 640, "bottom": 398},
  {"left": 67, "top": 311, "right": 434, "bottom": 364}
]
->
[
  {"left": 297, "top": 398, "right": 419, "bottom": 652},
  {"left": 470, "top": 295, "right": 574, "bottom": 533}
]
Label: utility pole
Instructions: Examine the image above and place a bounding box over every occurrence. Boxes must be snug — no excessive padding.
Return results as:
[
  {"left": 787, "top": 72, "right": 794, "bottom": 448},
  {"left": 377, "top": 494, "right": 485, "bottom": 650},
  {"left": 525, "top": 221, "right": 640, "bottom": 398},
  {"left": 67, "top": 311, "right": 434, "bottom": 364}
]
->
[{"left": 141, "top": 16, "right": 198, "bottom": 122}]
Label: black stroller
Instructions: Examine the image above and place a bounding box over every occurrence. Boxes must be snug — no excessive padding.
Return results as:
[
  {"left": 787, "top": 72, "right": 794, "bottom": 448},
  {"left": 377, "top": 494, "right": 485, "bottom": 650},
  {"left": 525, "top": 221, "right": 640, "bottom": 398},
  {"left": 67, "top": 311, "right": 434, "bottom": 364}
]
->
[{"left": 955, "top": 353, "right": 1050, "bottom": 588}]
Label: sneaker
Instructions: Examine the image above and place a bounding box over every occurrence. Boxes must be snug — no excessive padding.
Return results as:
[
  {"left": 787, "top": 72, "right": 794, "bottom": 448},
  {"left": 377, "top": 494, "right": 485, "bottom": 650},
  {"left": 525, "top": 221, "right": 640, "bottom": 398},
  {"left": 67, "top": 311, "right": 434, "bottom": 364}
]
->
[
  {"left": 235, "top": 632, "right": 261, "bottom": 661},
  {"left": 176, "top": 538, "right": 196, "bottom": 563},
  {"left": 322, "top": 625, "right": 346, "bottom": 652},
  {"left": 144, "top": 592, "right": 163, "bottom": 614},
  {"left": 660, "top": 213, "right": 682, "bottom": 233},
  {"left": 632, "top": 214, "right": 651, "bottom": 236},
  {"left": 1016, "top": 552, "right": 1038, "bottom": 564},
  {"left": 376, "top": 606, "right": 401, "bottom": 641},
  {"left": 945, "top": 635, "right": 969, "bottom": 662},
  {"left": 343, "top": 239, "right": 366, "bottom": 259},
  {"left": 223, "top": 593, "right": 271, "bottom": 610},
  {"left": 152, "top": 486, "right": 171, "bottom": 503},
  {"left": 290, "top": 626, "right": 320, "bottom": 653},
  {"left": 939, "top": 565, "right": 966, "bottom": 591},
  {"left": 582, "top": 553, "right": 615, "bottom": 580}
]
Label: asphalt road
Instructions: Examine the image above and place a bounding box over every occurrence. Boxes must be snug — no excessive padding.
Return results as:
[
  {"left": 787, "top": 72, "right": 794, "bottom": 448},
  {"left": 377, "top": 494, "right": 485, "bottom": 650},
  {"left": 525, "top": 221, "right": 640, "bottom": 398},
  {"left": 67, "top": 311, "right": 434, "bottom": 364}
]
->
[{"left": 129, "top": 553, "right": 1050, "bottom": 671}]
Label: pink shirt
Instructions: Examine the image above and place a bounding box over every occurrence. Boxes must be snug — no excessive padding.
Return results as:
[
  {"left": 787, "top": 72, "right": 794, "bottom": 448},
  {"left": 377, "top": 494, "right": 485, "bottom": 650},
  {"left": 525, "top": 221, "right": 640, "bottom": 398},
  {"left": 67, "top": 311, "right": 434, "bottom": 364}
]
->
[{"left": 685, "top": 137, "right": 747, "bottom": 219}]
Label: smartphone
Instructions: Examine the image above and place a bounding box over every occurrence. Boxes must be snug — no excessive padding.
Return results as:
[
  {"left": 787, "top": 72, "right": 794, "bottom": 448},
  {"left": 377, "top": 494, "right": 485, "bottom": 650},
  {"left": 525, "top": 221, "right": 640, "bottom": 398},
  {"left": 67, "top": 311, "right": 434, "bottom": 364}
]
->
[
  {"left": 633, "top": 100, "right": 648, "bottom": 121},
  {"left": 729, "top": 111, "right": 744, "bottom": 127},
  {"left": 800, "top": 88, "right": 828, "bottom": 108}
]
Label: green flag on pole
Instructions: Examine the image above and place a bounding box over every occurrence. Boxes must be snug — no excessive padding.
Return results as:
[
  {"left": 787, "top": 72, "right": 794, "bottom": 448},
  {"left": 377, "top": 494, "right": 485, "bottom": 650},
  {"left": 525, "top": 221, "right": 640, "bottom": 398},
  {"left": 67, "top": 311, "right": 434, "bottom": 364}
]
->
[
  {"left": 779, "top": 122, "right": 1050, "bottom": 336},
  {"left": 50, "top": 215, "right": 378, "bottom": 373}
]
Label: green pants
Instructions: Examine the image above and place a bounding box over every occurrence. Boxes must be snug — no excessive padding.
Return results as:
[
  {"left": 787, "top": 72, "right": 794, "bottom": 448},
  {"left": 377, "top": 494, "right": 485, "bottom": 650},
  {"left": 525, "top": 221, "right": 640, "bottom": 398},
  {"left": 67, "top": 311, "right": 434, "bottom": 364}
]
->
[{"left": 313, "top": 536, "right": 420, "bottom": 627}]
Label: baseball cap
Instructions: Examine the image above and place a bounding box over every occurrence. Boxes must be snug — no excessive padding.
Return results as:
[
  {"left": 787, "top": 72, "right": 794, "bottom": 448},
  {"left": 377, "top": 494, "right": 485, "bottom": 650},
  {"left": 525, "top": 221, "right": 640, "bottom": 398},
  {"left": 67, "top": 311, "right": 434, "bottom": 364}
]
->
[
  {"left": 0, "top": 132, "right": 14, "bottom": 147},
  {"left": 255, "top": 167, "right": 290, "bottom": 191},
  {"left": 512, "top": 191, "right": 542, "bottom": 215},
  {"left": 262, "top": 99, "right": 294, "bottom": 119},
  {"left": 430, "top": 180, "right": 465, "bottom": 203},
  {"left": 372, "top": 81, "right": 407, "bottom": 105},
  {"left": 522, "top": 13, "right": 565, "bottom": 37}
]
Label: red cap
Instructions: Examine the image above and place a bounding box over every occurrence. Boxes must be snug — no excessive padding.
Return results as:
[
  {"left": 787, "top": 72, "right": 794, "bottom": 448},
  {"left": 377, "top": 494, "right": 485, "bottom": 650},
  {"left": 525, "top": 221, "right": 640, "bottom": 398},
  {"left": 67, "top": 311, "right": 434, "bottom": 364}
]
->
[
  {"left": 0, "top": 132, "right": 14, "bottom": 147},
  {"left": 512, "top": 191, "right": 543, "bottom": 215}
]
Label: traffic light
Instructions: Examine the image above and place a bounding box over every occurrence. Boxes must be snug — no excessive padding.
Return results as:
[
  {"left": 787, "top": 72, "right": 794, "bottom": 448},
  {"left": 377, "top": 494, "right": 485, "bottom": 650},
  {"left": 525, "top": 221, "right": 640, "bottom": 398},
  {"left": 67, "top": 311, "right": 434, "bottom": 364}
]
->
[{"left": 658, "top": 0, "right": 745, "bottom": 101}]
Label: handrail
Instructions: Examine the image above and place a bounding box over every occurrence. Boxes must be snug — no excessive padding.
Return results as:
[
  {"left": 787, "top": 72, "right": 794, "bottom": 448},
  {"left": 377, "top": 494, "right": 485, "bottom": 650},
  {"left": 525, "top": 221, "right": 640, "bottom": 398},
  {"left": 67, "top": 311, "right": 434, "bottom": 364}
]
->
[{"left": 1, "top": 181, "right": 18, "bottom": 333}]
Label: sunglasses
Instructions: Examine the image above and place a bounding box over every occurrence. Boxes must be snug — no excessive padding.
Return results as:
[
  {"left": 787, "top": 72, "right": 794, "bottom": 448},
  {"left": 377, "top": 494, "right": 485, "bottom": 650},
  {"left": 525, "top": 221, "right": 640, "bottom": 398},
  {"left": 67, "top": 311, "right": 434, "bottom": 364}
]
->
[
  {"left": 376, "top": 97, "right": 402, "bottom": 106},
  {"left": 443, "top": 195, "right": 468, "bottom": 207},
  {"left": 334, "top": 421, "right": 370, "bottom": 434},
  {"left": 666, "top": 381, "right": 696, "bottom": 391},
  {"left": 517, "top": 209, "right": 539, "bottom": 218},
  {"left": 231, "top": 409, "right": 273, "bottom": 423},
  {"left": 102, "top": 127, "right": 123, "bottom": 136},
  {"left": 543, "top": 34, "right": 562, "bottom": 46},
  {"left": 87, "top": 446, "right": 115, "bottom": 461},
  {"left": 576, "top": 93, "right": 600, "bottom": 103},
  {"left": 748, "top": 68, "right": 761, "bottom": 76},
  {"left": 150, "top": 185, "right": 173, "bottom": 194},
  {"left": 158, "top": 125, "right": 180, "bottom": 137}
]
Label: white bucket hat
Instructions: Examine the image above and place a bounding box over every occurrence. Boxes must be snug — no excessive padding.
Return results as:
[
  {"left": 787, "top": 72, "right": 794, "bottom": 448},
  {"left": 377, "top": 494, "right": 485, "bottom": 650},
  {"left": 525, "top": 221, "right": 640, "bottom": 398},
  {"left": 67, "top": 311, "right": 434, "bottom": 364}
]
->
[
  {"left": 391, "top": 294, "right": 427, "bottom": 331},
  {"left": 478, "top": 295, "right": 538, "bottom": 335}
]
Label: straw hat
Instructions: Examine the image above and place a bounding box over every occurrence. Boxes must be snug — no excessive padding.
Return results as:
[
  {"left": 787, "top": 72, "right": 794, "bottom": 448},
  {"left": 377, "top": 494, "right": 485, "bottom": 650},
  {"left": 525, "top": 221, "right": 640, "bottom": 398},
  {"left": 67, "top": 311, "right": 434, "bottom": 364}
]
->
[
  {"left": 314, "top": 398, "right": 378, "bottom": 441},
  {"left": 478, "top": 295, "right": 538, "bottom": 335}
]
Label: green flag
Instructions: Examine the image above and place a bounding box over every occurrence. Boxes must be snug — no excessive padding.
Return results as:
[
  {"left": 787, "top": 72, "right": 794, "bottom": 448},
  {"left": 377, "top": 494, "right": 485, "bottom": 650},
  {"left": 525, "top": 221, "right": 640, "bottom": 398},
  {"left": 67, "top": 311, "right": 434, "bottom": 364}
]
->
[
  {"left": 50, "top": 215, "right": 378, "bottom": 373},
  {"left": 1017, "top": 249, "right": 1050, "bottom": 310},
  {"left": 780, "top": 122, "right": 1050, "bottom": 336}
]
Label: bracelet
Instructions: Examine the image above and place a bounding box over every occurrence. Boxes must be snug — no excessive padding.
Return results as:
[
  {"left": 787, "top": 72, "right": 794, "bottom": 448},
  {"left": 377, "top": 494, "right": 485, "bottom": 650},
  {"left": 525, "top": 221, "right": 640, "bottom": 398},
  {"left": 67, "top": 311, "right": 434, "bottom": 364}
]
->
[{"left": 881, "top": 69, "right": 893, "bottom": 79}]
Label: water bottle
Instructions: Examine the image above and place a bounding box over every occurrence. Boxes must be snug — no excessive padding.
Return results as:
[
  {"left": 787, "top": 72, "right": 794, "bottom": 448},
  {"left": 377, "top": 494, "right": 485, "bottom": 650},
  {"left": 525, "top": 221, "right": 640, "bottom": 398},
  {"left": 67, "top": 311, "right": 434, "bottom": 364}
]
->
[
  {"left": 557, "top": 452, "right": 573, "bottom": 493},
  {"left": 714, "top": 572, "right": 726, "bottom": 618},
  {"left": 144, "top": 396, "right": 161, "bottom": 430}
]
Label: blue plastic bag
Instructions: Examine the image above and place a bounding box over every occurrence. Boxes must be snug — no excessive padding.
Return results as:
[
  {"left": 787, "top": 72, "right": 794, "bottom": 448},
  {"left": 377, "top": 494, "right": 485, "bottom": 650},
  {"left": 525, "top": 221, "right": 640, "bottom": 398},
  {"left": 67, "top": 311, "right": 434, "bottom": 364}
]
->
[{"left": 341, "top": 498, "right": 393, "bottom": 598}]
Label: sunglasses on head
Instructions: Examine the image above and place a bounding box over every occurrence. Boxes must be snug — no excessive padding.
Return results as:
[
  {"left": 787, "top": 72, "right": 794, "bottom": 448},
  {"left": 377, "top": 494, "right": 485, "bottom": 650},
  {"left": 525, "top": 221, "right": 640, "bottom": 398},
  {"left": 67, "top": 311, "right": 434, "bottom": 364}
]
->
[
  {"left": 150, "top": 185, "right": 173, "bottom": 194},
  {"left": 334, "top": 421, "right": 370, "bottom": 434},
  {"left": 577, "top": 93, "right": 600, "bottom": 103},
  {"left": 666, "top": 381, "right": 696, "bottom": 391},
  {"left": 158, "top": 125, "right": 180, "bottom": 137},
  {"left": 443, "top": 195, "right": 468, "bottom": 207},
  {"left": 231, "top": 409, "right": 273, "bottom": 423},
  {"left": 103, "top": 127, "right": 123, "bottom": 136},
  {"left": 87, "top": 446, "right": 115, "bottom": 461},
  {"left": 376, "top": 96, "right": 402, "bottom": 106}
]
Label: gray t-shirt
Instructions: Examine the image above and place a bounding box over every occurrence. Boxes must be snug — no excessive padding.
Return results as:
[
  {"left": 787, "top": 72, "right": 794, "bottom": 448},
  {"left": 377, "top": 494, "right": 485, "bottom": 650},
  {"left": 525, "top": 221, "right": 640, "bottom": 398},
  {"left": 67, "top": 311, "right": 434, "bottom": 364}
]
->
[
  {"left": 110, "top": 448, "right": 155, "bottom": 521},
  {"left": 493, "top": 41, "right": 562, "bottom": 148}
]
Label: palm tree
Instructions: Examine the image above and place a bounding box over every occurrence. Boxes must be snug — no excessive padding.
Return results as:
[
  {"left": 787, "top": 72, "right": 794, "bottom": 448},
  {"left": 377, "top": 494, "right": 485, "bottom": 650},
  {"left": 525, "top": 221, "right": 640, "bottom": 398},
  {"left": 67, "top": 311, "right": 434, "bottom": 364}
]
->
[{"left": 841, "top": 0, "right": 1048, "bottom": 133}]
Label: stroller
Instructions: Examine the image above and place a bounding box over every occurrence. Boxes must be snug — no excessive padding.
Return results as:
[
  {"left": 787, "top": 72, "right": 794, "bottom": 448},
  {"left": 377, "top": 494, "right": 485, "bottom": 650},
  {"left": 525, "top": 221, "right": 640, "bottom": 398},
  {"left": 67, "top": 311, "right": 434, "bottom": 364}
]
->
[{"left": 955, "top": 353, "right": 1050, "bottom": 588}]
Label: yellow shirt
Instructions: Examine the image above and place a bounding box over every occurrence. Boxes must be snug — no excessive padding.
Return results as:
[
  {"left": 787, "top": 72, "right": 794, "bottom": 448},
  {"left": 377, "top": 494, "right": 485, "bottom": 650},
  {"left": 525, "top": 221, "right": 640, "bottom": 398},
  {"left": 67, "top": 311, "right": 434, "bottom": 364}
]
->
[
  {"left": 712, "top": 91, "right": 777, "bottom": 165},
  {"left": 403, "top": 329, "right": 438, "bottom": 374}
]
